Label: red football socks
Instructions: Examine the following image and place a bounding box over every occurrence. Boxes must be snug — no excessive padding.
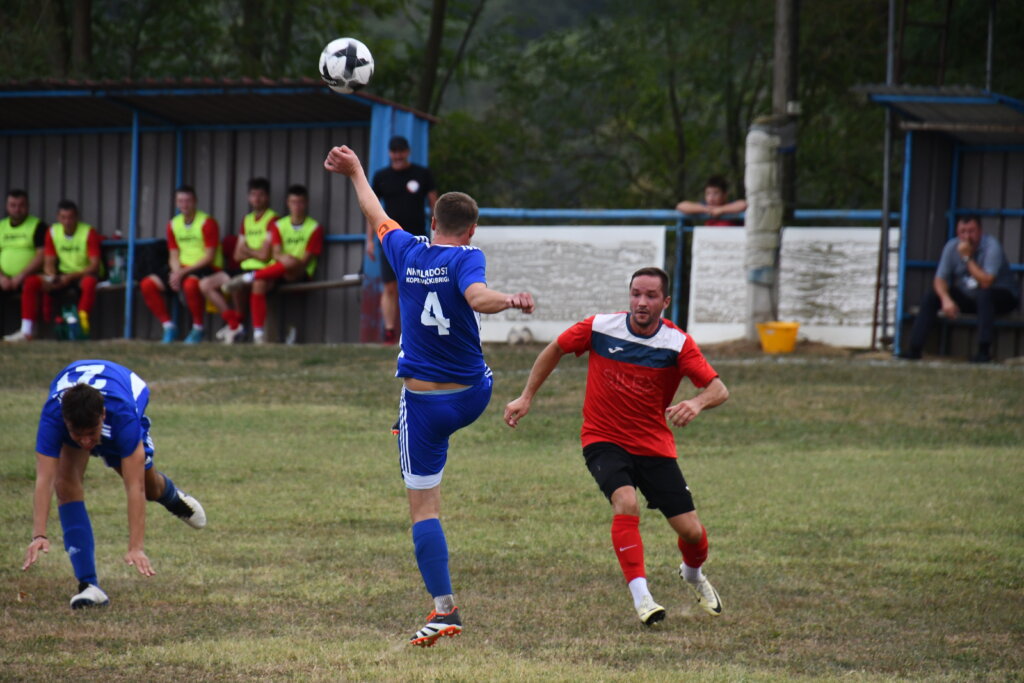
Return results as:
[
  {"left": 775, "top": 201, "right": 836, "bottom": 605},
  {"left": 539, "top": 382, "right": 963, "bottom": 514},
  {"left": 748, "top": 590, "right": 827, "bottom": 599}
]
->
[
  {"left": 255, "top": 263, "right": 287, "bottom": 281},
  {"left": 250, "top": 292, "right": 267, "bottom": 329},
  {"left": 182, "top": 276, "right": 204, "bottom": 326},
  {"left": 140, "top": 277, "right": 170, "bottom": 323},
  {"left": 222, "top": 309, "right": 242, "bottom": 330},
  {"left": 611, "top": 514, "right": 646, "bottom": 583},
  {"left": 679, "top": 525, "right": 709, "bottom": 568}
]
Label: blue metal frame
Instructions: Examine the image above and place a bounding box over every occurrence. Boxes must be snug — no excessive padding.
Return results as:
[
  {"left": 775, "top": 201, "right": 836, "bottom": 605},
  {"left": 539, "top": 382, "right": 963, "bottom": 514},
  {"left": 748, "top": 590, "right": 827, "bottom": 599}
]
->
[
  {"left": 894, "top": 131, "right": 914, "bottom": 355},
  {"left": 948, "top": 143, "right": 961, "bottom": 240},
  {"left": 0, "top": 85, "right": 358, "bottom": 99},
  {"left": 1, "top": 83, "right": 434, "bottom": 340},
  {"left": 124, "top": 111, "right": 141, "bottom": 339},
  {"left": 0, "top": 120, "right": 371, "bottom": 138}
]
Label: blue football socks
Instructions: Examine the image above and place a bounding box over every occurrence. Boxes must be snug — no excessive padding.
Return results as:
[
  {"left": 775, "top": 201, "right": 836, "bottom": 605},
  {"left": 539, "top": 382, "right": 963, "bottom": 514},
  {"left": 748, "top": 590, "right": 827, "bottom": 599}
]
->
[
  {"left": 58, "top": 501, "right": 98, "bottom": 586},
  {"left": 412, "top": 518, "right": 453, "bottom": 598},
  {"left": 155, "top": 472, "right": 179, "bottom": 507}
]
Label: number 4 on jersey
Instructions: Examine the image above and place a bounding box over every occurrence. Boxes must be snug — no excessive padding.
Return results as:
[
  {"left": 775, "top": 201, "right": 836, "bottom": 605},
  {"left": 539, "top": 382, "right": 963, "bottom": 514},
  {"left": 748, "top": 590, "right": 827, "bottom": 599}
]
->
[{"left": 421, "top": 291, "right": 451, "bottom": 336}]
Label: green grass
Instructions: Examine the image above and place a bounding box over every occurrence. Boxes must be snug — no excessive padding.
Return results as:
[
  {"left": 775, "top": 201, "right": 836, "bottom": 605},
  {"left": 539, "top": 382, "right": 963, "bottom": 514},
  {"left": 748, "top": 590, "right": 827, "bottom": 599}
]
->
[{"left": 1, "top": 341, "right": 1022, "bottom": 681}]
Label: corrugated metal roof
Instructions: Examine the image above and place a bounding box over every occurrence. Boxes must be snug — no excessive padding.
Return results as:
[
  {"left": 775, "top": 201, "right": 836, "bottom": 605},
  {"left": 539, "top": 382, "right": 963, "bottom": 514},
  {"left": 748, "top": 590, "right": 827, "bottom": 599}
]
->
[
  {"left": 856, "top": 84, "right": 1024, "bottom": 144},
  {"left": 0, "top": 77, "right": 437, "bottom": 131}
]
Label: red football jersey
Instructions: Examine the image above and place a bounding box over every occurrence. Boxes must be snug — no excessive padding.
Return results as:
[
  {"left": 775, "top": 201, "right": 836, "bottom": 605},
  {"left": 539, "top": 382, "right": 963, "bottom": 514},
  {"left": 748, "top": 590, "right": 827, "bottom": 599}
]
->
[{"left": 557, "top": 312, "right": 718, "bottom": 459}]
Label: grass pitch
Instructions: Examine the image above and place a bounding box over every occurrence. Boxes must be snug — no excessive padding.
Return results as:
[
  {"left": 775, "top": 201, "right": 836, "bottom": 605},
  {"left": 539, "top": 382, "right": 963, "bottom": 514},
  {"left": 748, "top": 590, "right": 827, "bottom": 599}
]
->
[{"left": 1, "top": 341, "right": 1022, "bottom": 681}]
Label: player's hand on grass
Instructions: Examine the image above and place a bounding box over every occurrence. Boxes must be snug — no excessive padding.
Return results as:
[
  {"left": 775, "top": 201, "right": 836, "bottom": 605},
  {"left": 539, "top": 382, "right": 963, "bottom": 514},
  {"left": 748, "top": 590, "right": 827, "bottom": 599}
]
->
[
  {"left": 124, "top": 549, "right": 156, "bottom": 577},
  {"left": 22, "top": 537, "right": 50, "bottom": 571},
  {"left": 324, "top": 145, "right": 361, "bottom": 177},
  {"left": 666, "top": 400, "right": 701, "bottom": 428},
  {"left": 504, "top": 396, "right": 531, "bottom": 428}
]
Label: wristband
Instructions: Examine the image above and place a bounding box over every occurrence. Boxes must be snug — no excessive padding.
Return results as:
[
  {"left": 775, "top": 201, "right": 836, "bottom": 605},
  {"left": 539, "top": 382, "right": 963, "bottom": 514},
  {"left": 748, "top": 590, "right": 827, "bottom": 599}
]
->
[{"left": 33, "top": 535, "right": 47, "bottom": 541}]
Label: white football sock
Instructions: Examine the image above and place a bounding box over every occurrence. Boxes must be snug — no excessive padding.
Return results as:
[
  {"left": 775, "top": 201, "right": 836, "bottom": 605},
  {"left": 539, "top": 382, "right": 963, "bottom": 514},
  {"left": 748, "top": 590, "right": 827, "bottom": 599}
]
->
[
  {"left": 433, "top": 594, "right": 455, "bottom": 613},
  {"left": 682, "top": 563, "right": 704, "bottom": 585},
  {"left": 21, "top": 318, "right": 33, "bottom": 335},
  {"left": 628, "top": 577, "right": 652, "bottom": 608}
]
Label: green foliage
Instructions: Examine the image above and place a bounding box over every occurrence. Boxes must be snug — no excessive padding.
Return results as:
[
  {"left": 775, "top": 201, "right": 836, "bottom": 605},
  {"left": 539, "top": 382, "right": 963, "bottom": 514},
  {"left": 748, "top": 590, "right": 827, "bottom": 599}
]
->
[{"left": 4, "top": 1, "right": 1024, "bottom": 210}]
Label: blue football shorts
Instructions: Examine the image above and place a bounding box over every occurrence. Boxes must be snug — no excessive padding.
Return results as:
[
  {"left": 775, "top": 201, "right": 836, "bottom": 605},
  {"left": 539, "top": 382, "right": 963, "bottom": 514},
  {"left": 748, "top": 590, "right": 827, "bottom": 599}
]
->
[
  {"left": 97, "top": 414, "right": 155, "bottom": 471},
  {"left": 397, "top": 373, "right": 493, "bottom": 489}
]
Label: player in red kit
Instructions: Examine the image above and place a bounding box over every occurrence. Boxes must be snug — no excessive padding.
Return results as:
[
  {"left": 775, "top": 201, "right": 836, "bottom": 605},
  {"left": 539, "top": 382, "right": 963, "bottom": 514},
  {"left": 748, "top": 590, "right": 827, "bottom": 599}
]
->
[{"left": 504, "top": 266, "right": 729, "bottom": 625}]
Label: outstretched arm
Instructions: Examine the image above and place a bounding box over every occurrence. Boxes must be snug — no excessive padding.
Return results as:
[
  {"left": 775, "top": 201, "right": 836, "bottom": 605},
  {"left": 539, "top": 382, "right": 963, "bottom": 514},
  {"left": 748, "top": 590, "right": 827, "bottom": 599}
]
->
[
  {"left": 23, "top": 453, "right": 57, "bottom": 571},
  {"left": 463, "top": 282, "right": 535, "bottom": 315},
  {"left": 119, "top": 443, "right": 155, "bottom": 577},
  {"left": 324, "top": 146, "right": 389, "bottom": 230},
  {"left": 503, "top": 340, "right": 568, "bottom": 428}
]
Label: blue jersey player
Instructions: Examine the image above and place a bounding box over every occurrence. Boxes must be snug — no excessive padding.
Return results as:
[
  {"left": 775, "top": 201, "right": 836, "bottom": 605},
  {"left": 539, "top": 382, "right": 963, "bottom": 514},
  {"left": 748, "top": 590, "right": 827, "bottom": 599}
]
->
[
  {"left": 22, "top": 360, "right": 206, "bottom": 609},
  {"left": 325, "top": 144, "right": 535, "bottom": 646}
]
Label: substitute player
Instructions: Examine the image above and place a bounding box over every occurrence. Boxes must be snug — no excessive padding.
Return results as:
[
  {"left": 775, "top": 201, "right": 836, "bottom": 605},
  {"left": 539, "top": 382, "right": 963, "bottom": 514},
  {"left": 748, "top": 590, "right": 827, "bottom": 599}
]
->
[
  {"left": 221, "top": 184, "right": 323, "bottom": 344},
  {"left": 22, "top": 360, "right": 206, "bottom": 609},
  {"left": 324, "top": 144, "right": 534, "bottom": 647},
  {"left": 504, "top": 267, "right": 728, "bottom": 625}
]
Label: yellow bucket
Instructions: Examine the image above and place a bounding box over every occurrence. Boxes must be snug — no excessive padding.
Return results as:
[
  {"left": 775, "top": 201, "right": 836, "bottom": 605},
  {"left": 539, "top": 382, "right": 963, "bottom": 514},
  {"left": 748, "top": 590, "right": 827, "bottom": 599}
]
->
[{"left": 756, "top": 321, "right": 800, "bottom": 354}]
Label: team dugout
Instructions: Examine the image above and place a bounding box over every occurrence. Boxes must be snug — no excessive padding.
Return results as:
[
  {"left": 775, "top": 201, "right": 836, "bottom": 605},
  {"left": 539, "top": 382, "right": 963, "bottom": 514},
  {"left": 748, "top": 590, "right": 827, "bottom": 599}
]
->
[{"left": 0, "top": 77, "right": 436, "bottom": 343}]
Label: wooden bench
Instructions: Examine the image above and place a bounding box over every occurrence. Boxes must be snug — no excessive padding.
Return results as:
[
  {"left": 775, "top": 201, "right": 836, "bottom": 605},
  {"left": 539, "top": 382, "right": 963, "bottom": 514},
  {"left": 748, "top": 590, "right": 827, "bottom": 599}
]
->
[
  {"left": 276, "top": 273, "right": 363, "bottom": 294},
  {"left": 266, "top": 273, "right": 364, "bottom": 343},
  {"left": 904, "top": 306, "right": 1024, "bottom": 356}
]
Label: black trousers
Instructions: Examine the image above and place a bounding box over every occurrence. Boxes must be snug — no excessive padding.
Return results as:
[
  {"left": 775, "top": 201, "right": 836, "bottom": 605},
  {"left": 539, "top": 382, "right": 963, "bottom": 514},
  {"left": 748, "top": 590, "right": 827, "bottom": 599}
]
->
[{"left": 909, "top": 285, "right": 1019, "bottom": 352}]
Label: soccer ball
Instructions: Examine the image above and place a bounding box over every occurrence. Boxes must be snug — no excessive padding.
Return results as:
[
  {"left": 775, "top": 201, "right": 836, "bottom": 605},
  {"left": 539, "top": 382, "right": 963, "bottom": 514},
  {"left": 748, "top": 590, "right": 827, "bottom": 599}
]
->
[{"left": 319, "top": 37, "right": 374, "bottom": 94}]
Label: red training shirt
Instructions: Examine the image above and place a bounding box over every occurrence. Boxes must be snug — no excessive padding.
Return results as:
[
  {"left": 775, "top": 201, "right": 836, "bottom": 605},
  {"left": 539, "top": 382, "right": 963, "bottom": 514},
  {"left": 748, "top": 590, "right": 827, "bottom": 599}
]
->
[{"left": 557, "top": 312, "right": 718, "bottom": 459}]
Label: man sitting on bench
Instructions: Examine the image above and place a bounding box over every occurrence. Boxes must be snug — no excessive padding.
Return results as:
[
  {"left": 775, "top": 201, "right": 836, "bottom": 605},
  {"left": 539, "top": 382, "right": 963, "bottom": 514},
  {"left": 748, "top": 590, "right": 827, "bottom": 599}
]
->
[
  {"left": 222, "top": 184, "right": 323, "bottom": 344},
  {"left": 901, "top": 215, "right": 1019, "bottom": 363}
]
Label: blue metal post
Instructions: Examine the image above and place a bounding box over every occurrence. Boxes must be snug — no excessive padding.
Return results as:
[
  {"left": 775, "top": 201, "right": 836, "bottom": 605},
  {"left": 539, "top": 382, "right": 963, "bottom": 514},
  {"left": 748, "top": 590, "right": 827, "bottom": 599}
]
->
[
  {"left": 124, "top": 111, "right": 141, "bottom": 339},
  {"left": 894, "top": 131, "right": 914, "bottom": 355},
  {"left": 673, "top": 218, "right": 685, "bottom": 324},
  {"left": 175, "top": 129, "right": 184, "bottom": 189},
  {"left": 948, "top": 143, "right": 961, "bottom": 240},
  {"left": 368, "top": 104, "right": 392, "bottom": 178}
]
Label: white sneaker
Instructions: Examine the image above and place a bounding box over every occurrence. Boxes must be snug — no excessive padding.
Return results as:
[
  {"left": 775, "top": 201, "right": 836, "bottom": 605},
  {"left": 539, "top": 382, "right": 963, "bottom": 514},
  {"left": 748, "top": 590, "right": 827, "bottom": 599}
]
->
[
  {"left": 70, "top": 582, "right": 110, "bottom": 609},
  {"left": 3, "top": 330, "right": 31, "bottom": 342},
  {"left": 176, "top": 493, "right": 207, "bottom": 529},
  {"left": 636, "top": 594, "right": 666, "bottom": 626},
  {"left": 253, "top": 330, "right": 266, "bottom": 345},
  {"left": 680, "top": 566, "right": 722, "bottom": 616},
  {"left": 215, "top": 324, "right": 232, "bottom": 341},
  {"left": 223, "top": 325, "right": 245, "bottom": 345}
]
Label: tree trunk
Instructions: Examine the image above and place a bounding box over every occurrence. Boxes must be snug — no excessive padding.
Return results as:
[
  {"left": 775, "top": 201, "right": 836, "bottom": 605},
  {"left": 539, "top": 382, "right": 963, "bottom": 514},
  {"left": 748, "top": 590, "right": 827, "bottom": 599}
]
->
[
  {"left": 42, "top": 0, "right": 70, "bottom": 76},
  {"left": 275, "top": 4, "right": 295, "bottom": 75},
  {"left": 71, "top": 0, "right": 92, "bottom": 76},
  {"left": 239, "top": 0, "right": 264, "bottom": 77},
  {"left": 431, "top": 0, "right": 485, "bottom": 115},
  {"left": 417, "top": 0, "right": 447, "bottom": 113},
  {"left": 662, "top": 14, "right": 686, "bottom": 199}
]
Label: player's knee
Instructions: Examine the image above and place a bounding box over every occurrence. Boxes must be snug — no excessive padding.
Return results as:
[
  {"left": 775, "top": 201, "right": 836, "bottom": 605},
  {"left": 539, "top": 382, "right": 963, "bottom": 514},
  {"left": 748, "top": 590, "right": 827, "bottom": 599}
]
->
[
  {"left": 54, "top": 479, "right": 83, "bottom": 504},
  {"left": 674, "top": 514, "right": 704, "bottom": 544},
  {"left": 610, "top": 486, "right": 640, "bottom": 516}
]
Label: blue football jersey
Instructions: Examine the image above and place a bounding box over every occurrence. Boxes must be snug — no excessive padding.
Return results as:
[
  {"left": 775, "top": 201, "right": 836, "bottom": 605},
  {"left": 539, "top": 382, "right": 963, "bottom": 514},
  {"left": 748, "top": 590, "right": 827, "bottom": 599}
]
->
[
  {"left": 382, "top": 225, "right": 489, "bottom": 384},
  {"left": 36, "top": 360, "right": 151, "bottom": 460}
]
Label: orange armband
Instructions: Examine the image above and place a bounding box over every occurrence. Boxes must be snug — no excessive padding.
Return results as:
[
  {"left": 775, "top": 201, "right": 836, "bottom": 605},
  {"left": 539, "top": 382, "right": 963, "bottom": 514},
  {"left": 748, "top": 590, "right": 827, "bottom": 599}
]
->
[{"left": 377, "top": 219, "right": 402, "bottom": 242}]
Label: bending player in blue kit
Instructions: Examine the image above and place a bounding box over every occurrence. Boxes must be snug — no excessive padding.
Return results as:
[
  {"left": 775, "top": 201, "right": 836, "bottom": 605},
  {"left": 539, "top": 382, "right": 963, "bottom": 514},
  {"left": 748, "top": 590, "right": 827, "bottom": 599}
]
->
[
  {"left": 325, "top": 144, "right": 534, "bottom": 647},
  {"left": 22, "top": 360, "right": 206, "bottom": 609}
]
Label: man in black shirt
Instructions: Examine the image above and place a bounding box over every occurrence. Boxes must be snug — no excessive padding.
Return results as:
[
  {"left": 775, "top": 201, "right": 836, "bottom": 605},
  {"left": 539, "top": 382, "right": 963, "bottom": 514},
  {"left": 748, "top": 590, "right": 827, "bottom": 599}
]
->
[{"left": 365, "top": 136, "right": 438, "bottom": 344}]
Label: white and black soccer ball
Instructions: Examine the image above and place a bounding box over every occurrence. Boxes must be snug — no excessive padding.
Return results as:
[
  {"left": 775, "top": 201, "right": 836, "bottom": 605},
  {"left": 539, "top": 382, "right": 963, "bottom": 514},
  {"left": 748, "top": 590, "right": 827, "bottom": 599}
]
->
[{"left": 319, "top": 37, "right": 374, "bottom": 94}]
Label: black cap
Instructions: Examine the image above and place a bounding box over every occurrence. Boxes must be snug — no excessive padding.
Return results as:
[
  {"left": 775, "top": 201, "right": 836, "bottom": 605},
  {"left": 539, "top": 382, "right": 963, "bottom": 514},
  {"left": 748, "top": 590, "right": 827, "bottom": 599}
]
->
[{"left": 388, "top": 135, "right": 410, "bottom": 151}]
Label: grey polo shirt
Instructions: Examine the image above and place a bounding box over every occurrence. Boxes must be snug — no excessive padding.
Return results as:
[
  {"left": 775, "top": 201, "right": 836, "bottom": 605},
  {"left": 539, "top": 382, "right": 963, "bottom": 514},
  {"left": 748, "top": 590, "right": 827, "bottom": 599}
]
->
[{"left": 936, "top": 233, "right": 1019, "bottom": 299}]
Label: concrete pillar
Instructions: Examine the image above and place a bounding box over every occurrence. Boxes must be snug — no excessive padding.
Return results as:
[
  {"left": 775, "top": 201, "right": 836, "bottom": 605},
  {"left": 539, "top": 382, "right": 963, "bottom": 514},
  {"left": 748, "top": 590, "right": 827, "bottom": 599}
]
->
[{"left": 744, "top": 123, "right": 783, "bottom": 341}]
